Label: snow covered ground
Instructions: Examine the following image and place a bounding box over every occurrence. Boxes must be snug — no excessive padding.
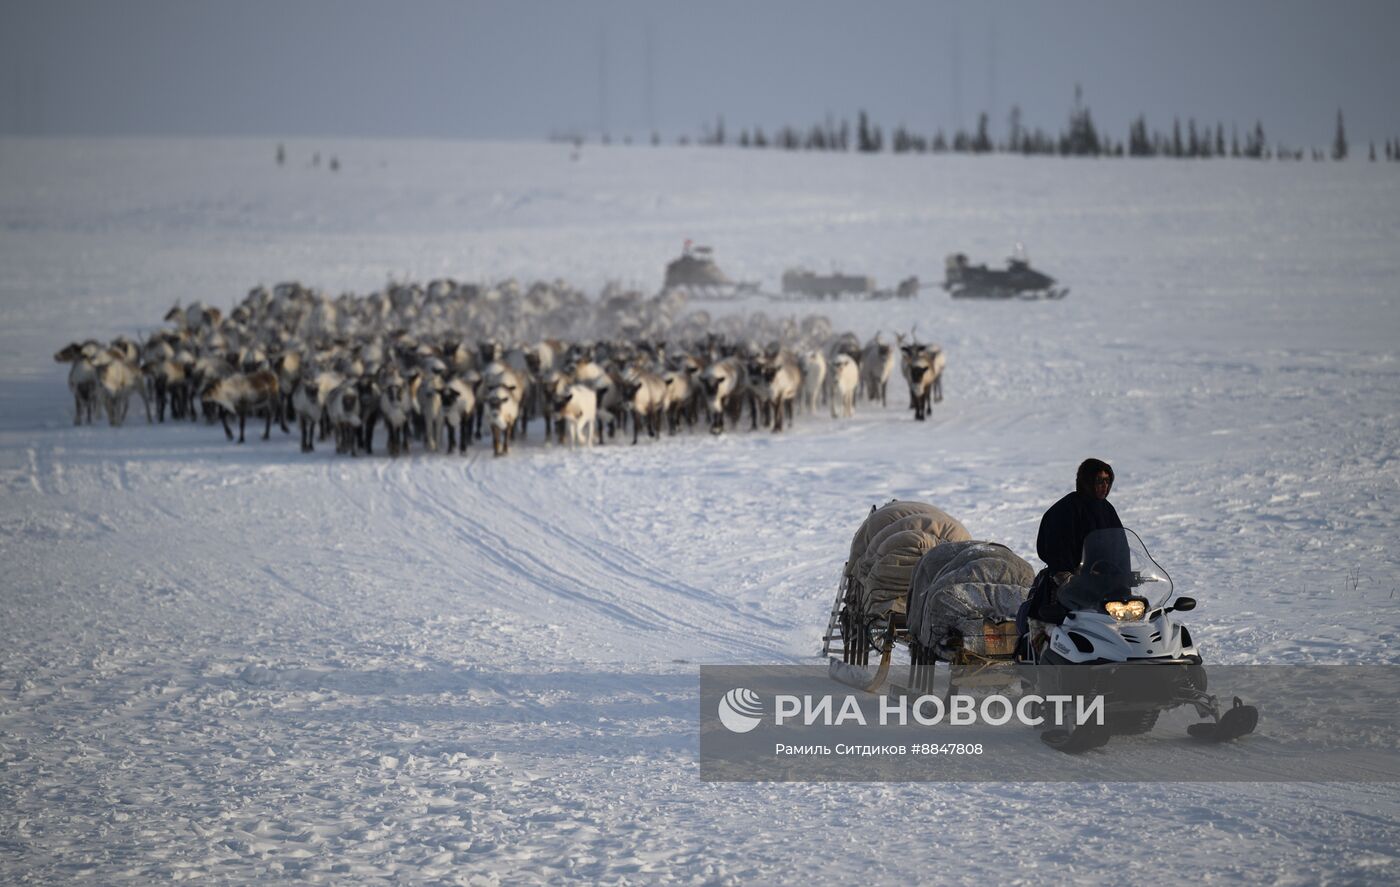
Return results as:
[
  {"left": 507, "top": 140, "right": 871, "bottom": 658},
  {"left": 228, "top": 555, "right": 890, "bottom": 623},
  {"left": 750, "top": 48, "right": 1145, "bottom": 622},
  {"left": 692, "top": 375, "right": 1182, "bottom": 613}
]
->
[{"left": 2, "top": 138, "right": 1399, "bottom": 883}]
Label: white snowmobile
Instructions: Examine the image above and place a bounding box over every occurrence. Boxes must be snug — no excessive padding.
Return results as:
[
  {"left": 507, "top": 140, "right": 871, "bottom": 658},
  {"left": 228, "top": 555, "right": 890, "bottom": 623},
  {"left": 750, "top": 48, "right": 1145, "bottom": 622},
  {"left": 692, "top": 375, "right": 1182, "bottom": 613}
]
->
[{"left": 1019, "top": 527, "right": 1259, "bottom": 753}]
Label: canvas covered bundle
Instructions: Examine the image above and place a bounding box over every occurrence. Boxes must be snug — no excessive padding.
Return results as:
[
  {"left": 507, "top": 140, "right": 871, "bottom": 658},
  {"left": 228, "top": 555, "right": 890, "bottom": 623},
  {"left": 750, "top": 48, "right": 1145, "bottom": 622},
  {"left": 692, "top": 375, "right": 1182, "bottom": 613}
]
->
[
  {"left": 844, "top": 501, "right": 972, "bottom": 618},
  {"left": 905, "top": 540, "right": 1036, "bottom": 652}
]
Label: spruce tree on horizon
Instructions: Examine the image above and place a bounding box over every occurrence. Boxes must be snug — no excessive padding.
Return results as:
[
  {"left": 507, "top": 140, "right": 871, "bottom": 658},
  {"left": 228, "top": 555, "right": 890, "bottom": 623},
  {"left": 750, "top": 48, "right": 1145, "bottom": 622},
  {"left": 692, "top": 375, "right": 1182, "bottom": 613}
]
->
[
  {"left": 1332, "top": 109, "right": 1348, "bottom": 160},
  {"left": 973, "top": 113, "right": 993, "bottom": 153},
  {"left": 857, "top": 110, "right": 876, "bottom": 153}
]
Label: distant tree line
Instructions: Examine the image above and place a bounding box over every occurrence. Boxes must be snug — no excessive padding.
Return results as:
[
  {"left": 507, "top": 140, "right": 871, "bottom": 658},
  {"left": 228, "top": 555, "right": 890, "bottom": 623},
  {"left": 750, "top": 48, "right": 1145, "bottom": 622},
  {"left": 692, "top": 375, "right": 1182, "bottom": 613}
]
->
[{"left": 665, "top": 91, "right": 1399, "bottom": 163}]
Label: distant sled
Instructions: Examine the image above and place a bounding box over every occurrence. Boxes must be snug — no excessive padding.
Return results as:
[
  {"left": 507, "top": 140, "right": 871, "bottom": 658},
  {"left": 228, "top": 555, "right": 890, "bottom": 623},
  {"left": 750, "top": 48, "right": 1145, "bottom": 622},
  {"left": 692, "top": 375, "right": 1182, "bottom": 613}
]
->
[{"left": 662, "top": 242, "right": 758, "bottom": 300}]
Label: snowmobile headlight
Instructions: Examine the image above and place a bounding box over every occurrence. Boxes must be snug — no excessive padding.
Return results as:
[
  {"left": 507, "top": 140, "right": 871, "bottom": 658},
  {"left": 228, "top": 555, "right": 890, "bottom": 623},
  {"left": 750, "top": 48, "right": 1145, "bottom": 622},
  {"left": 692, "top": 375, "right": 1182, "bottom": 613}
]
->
[{"left": 1104, "top": 600, "right": 1147, "bottom": 622}]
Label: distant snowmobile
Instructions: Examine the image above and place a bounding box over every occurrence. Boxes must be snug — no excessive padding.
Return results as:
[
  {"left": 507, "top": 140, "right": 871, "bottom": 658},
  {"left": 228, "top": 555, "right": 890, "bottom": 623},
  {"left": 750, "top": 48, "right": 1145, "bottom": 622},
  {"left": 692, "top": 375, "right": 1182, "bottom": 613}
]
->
[{"left": 943, "top": 245, "right": 1067, "bottom": 299}]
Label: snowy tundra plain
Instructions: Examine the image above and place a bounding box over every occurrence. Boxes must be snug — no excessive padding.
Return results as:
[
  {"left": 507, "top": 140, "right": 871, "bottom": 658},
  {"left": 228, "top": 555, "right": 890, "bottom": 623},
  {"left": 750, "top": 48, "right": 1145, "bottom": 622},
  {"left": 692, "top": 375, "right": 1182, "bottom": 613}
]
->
[{"left": 2, "top": 138, "right": 1399, "bottom": 883}]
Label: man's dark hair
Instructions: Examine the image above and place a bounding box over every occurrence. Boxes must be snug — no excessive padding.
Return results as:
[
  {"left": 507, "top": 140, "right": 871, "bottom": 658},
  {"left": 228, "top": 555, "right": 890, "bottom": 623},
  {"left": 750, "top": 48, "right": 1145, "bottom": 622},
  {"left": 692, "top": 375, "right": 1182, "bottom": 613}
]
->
[{"left": 1076, "top": 458, "right": 1114, "bottom": 495}]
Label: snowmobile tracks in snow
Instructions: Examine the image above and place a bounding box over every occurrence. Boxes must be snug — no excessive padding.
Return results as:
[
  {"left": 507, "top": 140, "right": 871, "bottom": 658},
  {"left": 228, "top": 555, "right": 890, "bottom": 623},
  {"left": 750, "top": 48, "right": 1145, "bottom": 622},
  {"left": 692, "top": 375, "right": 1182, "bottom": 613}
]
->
[{"left": 385, "top": 455, "right": 782, "bottom": 662}]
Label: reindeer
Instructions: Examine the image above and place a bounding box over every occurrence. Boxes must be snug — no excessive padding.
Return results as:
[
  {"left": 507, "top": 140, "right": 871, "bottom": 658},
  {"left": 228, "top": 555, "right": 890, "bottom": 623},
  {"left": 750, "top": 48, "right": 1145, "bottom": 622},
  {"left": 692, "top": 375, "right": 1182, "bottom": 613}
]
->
[
  {"left": 202, "top": 369, "right": 283, "bottom": 443},
  {"left": 54, "top": 342, "right": 102, "bottom": 425},
  {"left": 415, "top": 370, "right": 444, "bottom": 452},
  {"left": 440, "top": 376, "right": 477, "bottom": 453},
  {"left": 142, "top": 356, "right": 188, "bottom": 422},
  {"left": 860, "top": 333, "right": 897, "bottom": 407},
  {"left": 554, "top": 383, "right": 597, "bottom": 449},
  {"left": 536, "top": 368, "right": 574, "bottom": 443},
  {"left": 486, "top": 383, "right": 520, "bottom": 456},
  {"left": 901, "top": 340, "right": 946, "bottom": 420},
  {"left": 92, "top": 347, "right": 150, "bottom": 426},
  {"left": 830, "top": 353, "right": 859, "bottom": 418},
  {"left": 378, "top": 374, "right": 412, "bottom": 456},
  {"left": 328, "top": 380, "right": 363, "bottom": 455},
  {"left": 291, "top": 368, "right": 341, "bottom": 452},
  {"left": 752, "top": 355, "right": 802, "bottom": 432},
  {"left": 619, "top": 366, "right": 667, "bottom": 444},
  {"left": 700, "top": 356, "right": 746, "bottom": 435},
  {"left": 355, "top": 375, "right": 381, "bottom": 454},
  {"left": 798, "top": 349, "right": 827, "bottom": 414},
  {"left": 481, "top": 359, "right": 527, "bottom": 442},
  {"left": 662, "top": 369, "right": 699, "bottom": 434}
]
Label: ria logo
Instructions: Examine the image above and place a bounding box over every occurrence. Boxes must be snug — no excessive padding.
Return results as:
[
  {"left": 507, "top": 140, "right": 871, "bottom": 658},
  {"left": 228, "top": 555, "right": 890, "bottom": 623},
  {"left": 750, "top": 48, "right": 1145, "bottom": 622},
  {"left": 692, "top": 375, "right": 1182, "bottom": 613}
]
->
[{"left": 717, "top": 688, "right": 765, "bottom": 733}]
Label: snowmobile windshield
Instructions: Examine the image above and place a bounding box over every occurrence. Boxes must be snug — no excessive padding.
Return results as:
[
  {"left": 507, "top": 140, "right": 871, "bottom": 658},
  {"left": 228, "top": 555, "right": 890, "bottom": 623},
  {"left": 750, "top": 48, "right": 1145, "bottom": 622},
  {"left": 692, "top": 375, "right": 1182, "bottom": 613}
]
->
[{"left": 1057, "top": 528, "right": 1174, "bottom": 612}]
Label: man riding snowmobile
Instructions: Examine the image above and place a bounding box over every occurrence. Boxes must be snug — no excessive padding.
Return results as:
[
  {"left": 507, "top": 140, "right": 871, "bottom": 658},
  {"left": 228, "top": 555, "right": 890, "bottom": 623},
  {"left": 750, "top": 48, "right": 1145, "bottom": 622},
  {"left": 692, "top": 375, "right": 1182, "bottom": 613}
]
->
[{"left": 1019, "top": 458, "right": 1122, "bottom": 643}]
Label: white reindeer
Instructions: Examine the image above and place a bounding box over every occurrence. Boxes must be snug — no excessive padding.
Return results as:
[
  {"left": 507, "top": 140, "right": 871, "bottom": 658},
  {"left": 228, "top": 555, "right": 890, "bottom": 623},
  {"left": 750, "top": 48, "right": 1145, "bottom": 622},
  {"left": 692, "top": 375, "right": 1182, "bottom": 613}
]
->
[
  {"left": 798, "top": 349, "right": 827, "bottom": 414},
  {"left": 830, "top": 353, "right": 859, "bottom": 418},
  {"left": 752, "top": 356, "right": 802, "bottom": 432},
  {"left": 415, "top": 371, "right": 444, "bottom": 452},
  {"left": 860, "top": 333, "right": 897, "bottom": 407},
  {"left": 54, "top": 342, "right": 102, "bottom": 425},
  {"left": 554, "top": 383, "right": 597, "bottom": 449}
]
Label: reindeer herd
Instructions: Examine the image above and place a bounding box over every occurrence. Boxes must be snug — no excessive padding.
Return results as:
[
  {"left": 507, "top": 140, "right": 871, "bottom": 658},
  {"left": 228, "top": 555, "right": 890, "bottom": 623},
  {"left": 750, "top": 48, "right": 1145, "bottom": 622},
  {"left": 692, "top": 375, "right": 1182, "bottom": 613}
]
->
[{"left": 53, "top": 280, "right": 947, "bottom": 458}]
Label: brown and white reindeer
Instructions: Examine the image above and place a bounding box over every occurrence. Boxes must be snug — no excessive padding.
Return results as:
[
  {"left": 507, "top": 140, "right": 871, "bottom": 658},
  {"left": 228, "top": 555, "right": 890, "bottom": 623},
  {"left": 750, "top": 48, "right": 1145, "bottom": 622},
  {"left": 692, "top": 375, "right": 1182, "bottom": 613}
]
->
[
  {"left": 481, "top": 358, "right": 527, "bottom": 442},
  {"left": 485, "top": 382, "right": 520, "bottom": 456},
  {"left": 92, "top": 346, "right": 151, "bottom": 426},
  {"left": 440, "top": 375, "right": 477, "bottom": 453},
  {"left": 619, "top": 365, "right": 668, "bottom": 444},
  {"left": 201, "top": 369, "right": 283, "bottom": 443},
  {"left": 751, "top": 354, "right": 802, "bottom": 432},
  {"left": 699, "top": 356, "right": 746, "bottom": 435},
  {"left": 189, "top": 351, "right": 235, "bottom": 424},
  {"left": 536, "top": 368, "right": 575, "bottom": 443},
  {"left": 273, "top": 349, "right": 303, "bottom": 424},
  {"left": 902, "top": 342, "right": 946, "bottom": 421},
  {"left": 662, "top": 368, "right": 699, "bottom": 434},
  {"left": 291, "top": 367, "right": 342, "bottom": 453},
  {"left": 378, "top": 371, "right": 413, "bottom": 456},
  {"left": 142, "top": 354, "right": 189, "bottom": 422}
]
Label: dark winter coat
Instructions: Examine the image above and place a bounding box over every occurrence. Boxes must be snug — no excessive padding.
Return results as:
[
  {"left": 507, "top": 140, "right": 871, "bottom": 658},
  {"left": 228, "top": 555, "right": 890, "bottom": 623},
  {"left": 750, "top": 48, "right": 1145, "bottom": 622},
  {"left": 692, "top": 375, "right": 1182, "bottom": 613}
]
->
[
  {"left": 1035, "top": 491, "right": 1123, "bottom": 574},
  {"left": 1027, "top": 491, "right": 1122, "bottom": 624}
]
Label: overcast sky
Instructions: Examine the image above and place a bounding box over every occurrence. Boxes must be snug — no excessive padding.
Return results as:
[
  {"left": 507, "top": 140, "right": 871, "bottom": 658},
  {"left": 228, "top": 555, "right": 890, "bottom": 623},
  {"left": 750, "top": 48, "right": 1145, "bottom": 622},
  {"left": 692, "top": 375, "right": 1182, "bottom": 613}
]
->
[{"left": 3, "top": 0, "right": 1397, "bottom": 148}]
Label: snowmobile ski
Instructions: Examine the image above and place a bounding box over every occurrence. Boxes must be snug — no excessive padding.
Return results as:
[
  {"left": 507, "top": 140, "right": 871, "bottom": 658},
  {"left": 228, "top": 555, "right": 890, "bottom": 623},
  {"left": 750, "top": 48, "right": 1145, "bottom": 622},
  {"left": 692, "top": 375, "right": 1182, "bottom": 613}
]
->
[
  {"left": 1187, "top": 697, "right": 1260, "bottom": 742},
  {"left": 1039, "top": 723, "right": 1112, "bottom": 754}
]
